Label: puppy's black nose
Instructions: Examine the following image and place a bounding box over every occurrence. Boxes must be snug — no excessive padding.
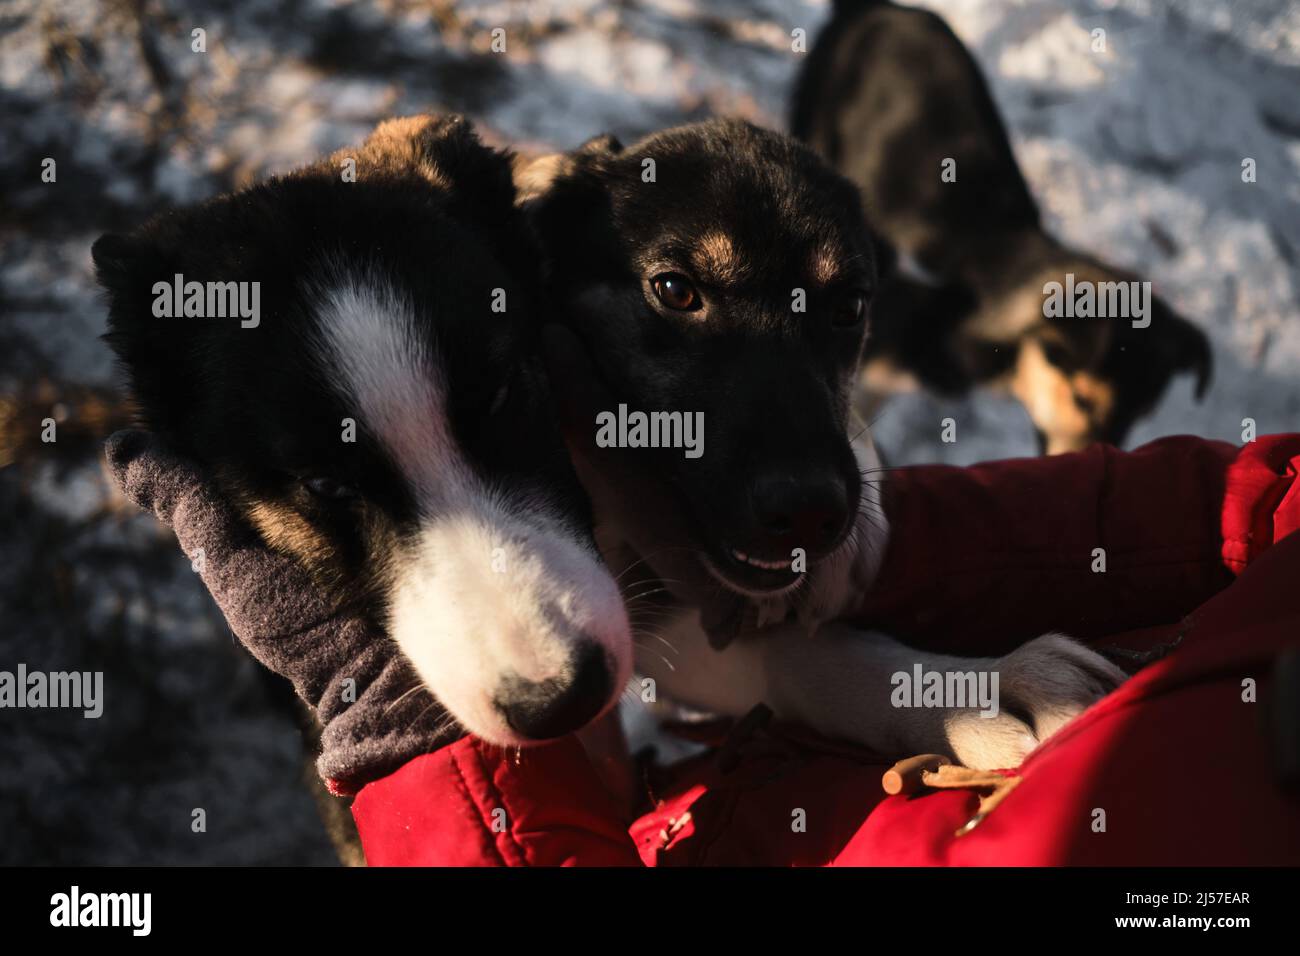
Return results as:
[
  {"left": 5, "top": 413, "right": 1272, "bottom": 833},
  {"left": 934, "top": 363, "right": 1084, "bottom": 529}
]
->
[
  {"left": 749, "top": 470, "right": 850, "bottom": 555},
  {"left": 495, "top": 642, "right": 612, "bottom": 741}
]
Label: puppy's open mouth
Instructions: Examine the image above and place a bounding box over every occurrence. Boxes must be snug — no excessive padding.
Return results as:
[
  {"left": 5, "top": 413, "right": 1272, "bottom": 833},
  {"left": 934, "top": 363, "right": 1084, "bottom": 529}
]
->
[{"left": 701, "top": 544, "right": 805, "bottom": 596}]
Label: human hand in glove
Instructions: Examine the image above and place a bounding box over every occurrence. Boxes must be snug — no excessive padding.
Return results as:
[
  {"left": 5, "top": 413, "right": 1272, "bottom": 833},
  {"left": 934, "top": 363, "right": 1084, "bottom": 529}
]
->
[{"left": 104, "top": 429, "right": 458, "bottom": 795}]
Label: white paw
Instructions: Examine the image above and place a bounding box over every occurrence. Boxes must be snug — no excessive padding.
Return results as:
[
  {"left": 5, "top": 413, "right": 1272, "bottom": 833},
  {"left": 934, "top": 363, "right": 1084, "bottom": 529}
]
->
[{"left": 944, "top": 633, "right": 1127, "bottom": 770}]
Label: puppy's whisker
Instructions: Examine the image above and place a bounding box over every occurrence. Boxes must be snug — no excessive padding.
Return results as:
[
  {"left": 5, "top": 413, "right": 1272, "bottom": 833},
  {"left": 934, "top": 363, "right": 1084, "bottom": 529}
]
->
[
  {"left": 630, "top": 623, "right": 670, "bottom": 642},
  {"left": 432, "top": 713, "right": 460, "bottom": 740},
  {"left": 624, "top": 600, "right": 674, "bottom": 618},
  {"left": 628, "top": 603, "right": 679, "bottom": 617},
  {"left": 409, "top": 698, "right": 443, "bottom": 733},
  {"left": 631, "top": 614, "right": 682, "bottom": 636},
  {"left": 630, "top": 619, "right": 676, "bottom": 633},
  {"left": 649, "top": 633, "right": 678, "bottom": 654},
  {"left": 848, "top": 407, "right": 890, "bottom": 443},
  {"left": 383, "top": 681, "right": 428, "bottom": 716},
  {"left": 623, "top": 585, "right": 672, "bottom": 605},
  {"left": 632, "top": 629, "right": 679, "bottom": 654},
  {"left": 854, "top": 508, "right": 886, "bottom": 535},
  {"left": 632, "top": 642, "right": 676, "bottom": 673},
  {"left": 621, "top": 578, "right": 686, "bottom": 595}
]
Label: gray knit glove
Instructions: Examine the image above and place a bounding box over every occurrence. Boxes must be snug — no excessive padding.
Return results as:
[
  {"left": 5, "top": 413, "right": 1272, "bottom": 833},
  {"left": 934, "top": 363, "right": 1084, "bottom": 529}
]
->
[{"left": 105, "top": 429, "right": 458, "bottom": 794}]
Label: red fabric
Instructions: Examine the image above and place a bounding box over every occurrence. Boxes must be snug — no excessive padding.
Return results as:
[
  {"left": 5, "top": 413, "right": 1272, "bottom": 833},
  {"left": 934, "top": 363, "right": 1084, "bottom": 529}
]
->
[
  {"left": 351, "top": 435, "right": 1300, "bottom": 866},
  {"left": 353, "top": 735, "right": 639, "bottom": 866},
  {"left": 850, "top": 435, "right": 1241, "bottom": 653}
]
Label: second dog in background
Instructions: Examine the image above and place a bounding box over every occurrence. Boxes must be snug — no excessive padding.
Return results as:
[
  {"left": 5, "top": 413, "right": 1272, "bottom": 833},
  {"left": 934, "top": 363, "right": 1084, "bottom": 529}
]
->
[{"left": 792, "top": 0, "right": 1211, "bottom": 454}]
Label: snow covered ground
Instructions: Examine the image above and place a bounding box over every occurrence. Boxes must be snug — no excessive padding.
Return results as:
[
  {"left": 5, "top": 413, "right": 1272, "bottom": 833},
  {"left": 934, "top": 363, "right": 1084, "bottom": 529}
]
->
[{"left": 1, "top": 0, "right": 1296, "bottom": 863}]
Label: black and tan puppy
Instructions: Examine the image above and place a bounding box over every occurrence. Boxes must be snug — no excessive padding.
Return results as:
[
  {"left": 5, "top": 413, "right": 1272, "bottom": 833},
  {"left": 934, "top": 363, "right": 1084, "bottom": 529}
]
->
[
  {"left": 791, "top": 0, "right": 1211, "bottom": 453},
  {"left": 518, "top": 119, "right": 1126, "bottom": 770},
  {"left": 524, "top": 120, "right": 877, "bottom": 601}
]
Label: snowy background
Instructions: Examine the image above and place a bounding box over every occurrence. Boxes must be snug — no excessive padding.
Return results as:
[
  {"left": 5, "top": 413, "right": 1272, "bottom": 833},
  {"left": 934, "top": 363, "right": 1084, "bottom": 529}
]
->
[{"left": 1, "top": 0, "right": 1297, "bottom": 863}]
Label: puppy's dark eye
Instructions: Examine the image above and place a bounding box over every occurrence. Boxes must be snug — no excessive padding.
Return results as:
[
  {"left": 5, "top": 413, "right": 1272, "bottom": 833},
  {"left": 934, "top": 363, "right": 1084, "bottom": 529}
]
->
[
  {"left": 833, "top": 291, "right": 870, "bottom": 328},
  {"left": 302, "top": 476, "right": 358, "bottom": 501},
  {"left": 651, "top": 273, "right": 702, "bottom": 312}
]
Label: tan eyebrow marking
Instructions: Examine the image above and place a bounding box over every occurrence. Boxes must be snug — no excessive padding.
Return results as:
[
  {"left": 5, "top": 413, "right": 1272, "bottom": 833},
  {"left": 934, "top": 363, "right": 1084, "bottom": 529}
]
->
[
  {"left": 809, "top": 241, "right": 843, "bottom": 286},
  {"left": 247, "top": 499, "right": 337, "bottom": 572},
  {"left": 690, "top": 231, "right": 750, "bottom": 285}
]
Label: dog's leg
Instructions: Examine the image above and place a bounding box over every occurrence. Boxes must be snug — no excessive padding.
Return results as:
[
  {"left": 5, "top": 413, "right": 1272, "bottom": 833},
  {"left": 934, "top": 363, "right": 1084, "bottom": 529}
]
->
[
  {"left": 638, "top": 616, "right": 1125, "bottom": 770},
  {"left": 762, "top": 625, "right": 1127, "bottom": 769}
]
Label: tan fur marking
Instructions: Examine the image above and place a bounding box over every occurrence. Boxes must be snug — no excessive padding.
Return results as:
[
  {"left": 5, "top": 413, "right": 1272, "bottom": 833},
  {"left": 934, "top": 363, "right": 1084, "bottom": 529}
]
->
[
  {"left": 808, "top": 241, "right": 843, "bottom": 286},
  {"left": 691, "top": 231, "right": 748, "bottom": 285},
  {"left": 247, "top": 500, "right": 337, "bottom": 570},
  {"left": 334, "top": 115, "right": 451, "bottom": 189},
  {"left": 1012, "top": 338, "right": 1117, "bottom": 454},
  {"left": 1012, "top": 338, "right": 1087, "bottom": 453},
  {"left": 511, "top": 152, "right": 570, "bottom": 203}
]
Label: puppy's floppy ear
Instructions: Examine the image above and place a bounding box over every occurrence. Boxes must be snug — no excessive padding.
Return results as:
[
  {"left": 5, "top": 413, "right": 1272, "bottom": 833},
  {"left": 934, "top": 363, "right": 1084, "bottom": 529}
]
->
[
  {"left": 93, "top": 230, "right": 173, "bottom": 351},
  {"left": 1152, "top": 297, "right": 1213, "bottom": 400},
  {"left": 511, "top": 152, "right": 571, "bottom": 204},
  {"left": 512, "top": 131, "right": 625, "bottom": 203},
  {"left": 521, "top": 132, "right": 626, "bottom": 279},
  {"left": 93, "top": 229, "right": 200, "bottom": 439},
  {"left": 354, "top": 112, "right": 518, "bottom": 220},
  {"left": 91, "top": 232, "right": 158, "bottom": 296},
  {"left": 414, "top": 113, "right": 517, "bottom": 211},
  {"left": 358, "top": 112, "right": 539, "bottom": 278},
  {"left": 575, "top": 133, "right": 623, "bottom": 157}
]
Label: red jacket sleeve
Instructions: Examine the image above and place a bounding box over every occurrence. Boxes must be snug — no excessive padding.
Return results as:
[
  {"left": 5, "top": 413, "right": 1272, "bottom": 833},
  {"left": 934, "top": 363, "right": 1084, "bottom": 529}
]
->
[
  {"left": 850, "top": 434, "right": 1300, "bottom": 654},
  {"left": 351, "top": 736, "right": 642, "bottom": 866}
]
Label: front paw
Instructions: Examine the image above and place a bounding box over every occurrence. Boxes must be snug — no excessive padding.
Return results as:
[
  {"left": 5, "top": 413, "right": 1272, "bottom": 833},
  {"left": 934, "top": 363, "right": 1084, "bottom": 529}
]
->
[{"left": 944, "top": 633, "right": 1127, "bottom": 770}]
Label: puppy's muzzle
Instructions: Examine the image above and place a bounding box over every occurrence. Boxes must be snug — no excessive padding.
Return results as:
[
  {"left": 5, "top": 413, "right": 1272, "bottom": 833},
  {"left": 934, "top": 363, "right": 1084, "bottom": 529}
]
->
[
  {"left": 493, "top": 641, "right": 614, "bottom": 740},
  {"left": 746, "top": 468, "right": 852, "bottom": 558}
]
